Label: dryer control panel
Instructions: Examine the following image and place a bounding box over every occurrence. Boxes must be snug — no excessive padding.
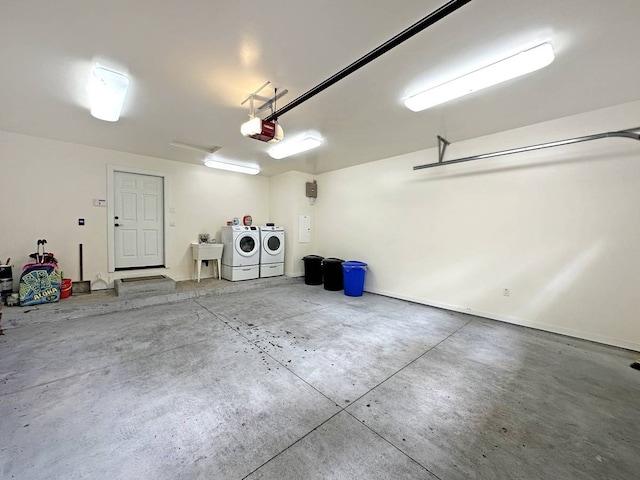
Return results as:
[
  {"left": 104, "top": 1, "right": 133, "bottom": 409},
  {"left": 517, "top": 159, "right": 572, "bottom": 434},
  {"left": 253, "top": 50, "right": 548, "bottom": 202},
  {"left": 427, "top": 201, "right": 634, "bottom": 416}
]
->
[{"left": 231, "top": 226, "right": 258, "bottom": 231}]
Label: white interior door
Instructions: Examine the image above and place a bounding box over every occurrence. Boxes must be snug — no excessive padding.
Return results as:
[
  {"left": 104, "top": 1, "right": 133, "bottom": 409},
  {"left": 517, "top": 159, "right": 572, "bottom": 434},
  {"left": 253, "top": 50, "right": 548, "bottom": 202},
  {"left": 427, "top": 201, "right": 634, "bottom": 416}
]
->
[{"left": 113, "top": 171, "right": 165, "bottom": 269}]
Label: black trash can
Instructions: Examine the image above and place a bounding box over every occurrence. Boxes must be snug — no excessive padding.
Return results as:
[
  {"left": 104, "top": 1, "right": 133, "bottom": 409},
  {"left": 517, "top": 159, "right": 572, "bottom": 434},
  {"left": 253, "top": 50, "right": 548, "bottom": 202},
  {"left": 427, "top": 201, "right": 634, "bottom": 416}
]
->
[
  {"left": 323, "top": 258, "right": 345, "bottom": 291},
  {"left": 302, "top": 255, "right": 324, "bottom": 285}
]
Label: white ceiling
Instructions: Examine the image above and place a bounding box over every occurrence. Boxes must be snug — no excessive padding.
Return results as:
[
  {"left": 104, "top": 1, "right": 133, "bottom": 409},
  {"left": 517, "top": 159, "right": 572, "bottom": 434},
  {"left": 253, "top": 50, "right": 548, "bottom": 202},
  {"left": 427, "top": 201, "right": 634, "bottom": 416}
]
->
[{"left": 2, "top": 0, "right": 640, "bottom": 176}]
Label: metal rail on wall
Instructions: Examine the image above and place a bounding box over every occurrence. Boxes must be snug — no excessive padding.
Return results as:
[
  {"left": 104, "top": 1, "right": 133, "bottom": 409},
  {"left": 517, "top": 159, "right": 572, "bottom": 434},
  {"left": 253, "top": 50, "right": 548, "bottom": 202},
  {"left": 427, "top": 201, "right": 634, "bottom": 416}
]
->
[{"left": 413, "top": 128, "right": 640, "bottom": 171}]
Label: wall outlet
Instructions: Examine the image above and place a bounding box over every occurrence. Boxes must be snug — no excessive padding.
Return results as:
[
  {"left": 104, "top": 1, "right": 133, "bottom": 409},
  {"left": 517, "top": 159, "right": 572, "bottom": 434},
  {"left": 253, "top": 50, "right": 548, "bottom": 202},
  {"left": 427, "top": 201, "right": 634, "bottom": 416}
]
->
[{"left": 503, "top": 288, "right": 510, "bottom": 297}]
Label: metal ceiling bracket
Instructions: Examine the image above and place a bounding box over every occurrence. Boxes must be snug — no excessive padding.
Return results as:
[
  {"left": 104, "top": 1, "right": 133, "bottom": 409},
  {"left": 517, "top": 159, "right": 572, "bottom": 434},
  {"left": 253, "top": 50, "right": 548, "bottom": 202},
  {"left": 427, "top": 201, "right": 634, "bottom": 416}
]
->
[
  {"left": 437, "top": 135, "right": 451, "bottom": 163},
  {"left": 413, "top": 128, "right": 640, "bottom": 171},
  {"left": 241, "top": 81, "right": 271, "bottom": 106},
  {"left": 256, "top": 89, "right": 288, "bottom": 114},
  {"left": 241, "top": 81, "right": 271, "bottom": 118},
  {"left": 241, "top": 81, "right": 288, "bottom": 118}
]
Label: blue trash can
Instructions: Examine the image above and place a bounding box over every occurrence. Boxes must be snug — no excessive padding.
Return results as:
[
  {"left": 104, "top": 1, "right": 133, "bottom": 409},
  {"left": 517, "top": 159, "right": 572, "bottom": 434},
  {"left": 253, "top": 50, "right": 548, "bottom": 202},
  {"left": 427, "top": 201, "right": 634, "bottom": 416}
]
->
[{"left": 342, "top": 261, "right": 367, "bottom": 297}]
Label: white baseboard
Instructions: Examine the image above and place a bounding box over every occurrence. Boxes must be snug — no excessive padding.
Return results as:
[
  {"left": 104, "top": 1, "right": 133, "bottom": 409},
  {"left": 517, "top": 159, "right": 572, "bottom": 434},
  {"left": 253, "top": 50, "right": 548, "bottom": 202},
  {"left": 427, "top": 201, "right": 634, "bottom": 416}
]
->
[{"left": 367, "top": 287, "right": 640, "bottom": 353}]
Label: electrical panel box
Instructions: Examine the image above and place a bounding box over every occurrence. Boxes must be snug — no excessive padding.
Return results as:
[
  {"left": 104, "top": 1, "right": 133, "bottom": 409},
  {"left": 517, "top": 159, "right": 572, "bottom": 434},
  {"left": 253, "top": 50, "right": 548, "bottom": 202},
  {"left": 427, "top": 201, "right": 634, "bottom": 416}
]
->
[
  {"left": 305, "top": 181, "right": 317, "bottom": 198},
  {"left": 299, "top": 215, "right": 311, "bottom": 243}
]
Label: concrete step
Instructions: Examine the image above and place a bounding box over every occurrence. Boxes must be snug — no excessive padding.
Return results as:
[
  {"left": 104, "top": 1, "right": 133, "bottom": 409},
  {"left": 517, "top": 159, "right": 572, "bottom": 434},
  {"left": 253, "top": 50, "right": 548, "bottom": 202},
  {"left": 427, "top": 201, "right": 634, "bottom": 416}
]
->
[
  {"left": 1, "top": 275, "right": 302, "bottom": 329},
  {"left": 114, "top": 275, "right": 176, "bottom": 298}
]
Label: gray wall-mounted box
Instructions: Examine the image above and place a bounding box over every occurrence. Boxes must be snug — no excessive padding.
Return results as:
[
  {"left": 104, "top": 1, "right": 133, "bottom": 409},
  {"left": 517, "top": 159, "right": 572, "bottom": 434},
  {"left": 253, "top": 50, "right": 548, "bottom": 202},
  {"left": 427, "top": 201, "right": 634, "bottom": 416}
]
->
[{"left": 305, "top": 181, "right": 317, "bottom": 198}]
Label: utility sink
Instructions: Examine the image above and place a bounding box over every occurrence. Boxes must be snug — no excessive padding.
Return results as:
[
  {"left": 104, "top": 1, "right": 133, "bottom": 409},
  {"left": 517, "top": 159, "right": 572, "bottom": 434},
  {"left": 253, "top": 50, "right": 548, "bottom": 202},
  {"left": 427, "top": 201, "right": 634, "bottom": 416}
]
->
[
  {"left": 191, "top": 243, "right": 224, "bottom": 281},
  {"left": 191, "top": 243, "right": 224, "bottom": 259}
]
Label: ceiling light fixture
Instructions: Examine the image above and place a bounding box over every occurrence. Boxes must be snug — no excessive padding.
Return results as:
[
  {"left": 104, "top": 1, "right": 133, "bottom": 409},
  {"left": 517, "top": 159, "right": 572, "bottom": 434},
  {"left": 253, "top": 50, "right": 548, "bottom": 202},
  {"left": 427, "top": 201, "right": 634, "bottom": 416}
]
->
[
  {"left": 89, "top": 64, "right": 130, "bottom": 121},
  {"left": 268, "top": 136, "right": 322, "bottom": 160},
  {"left": 404, "top": 42, "right": 555, "bottom": 112},
  {"left": 204, "top": 157, "right": 260, "bottom": 175}
]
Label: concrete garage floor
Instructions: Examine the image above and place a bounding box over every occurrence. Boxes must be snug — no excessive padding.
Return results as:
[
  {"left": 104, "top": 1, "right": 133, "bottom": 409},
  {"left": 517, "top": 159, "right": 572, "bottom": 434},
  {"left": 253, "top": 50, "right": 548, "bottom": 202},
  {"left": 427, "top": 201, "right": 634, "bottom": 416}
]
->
[{"left": 1, "top": 280, "right": 639, "bottom": 479}]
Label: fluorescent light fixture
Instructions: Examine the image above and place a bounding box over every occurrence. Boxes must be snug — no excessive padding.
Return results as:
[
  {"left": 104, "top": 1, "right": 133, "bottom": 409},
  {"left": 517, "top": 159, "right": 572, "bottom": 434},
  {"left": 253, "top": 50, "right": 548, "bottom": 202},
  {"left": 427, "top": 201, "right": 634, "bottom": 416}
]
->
[
  {"left": 268, "top": 136, "right": 322, "bottom": 159},
  {"left": 404, "top": 42, "right": 555, "bottom": 112},
  {"left": 89, "top": 64, "right": 129, "bottom": 121},
  {"left": 204, "top": 157, "right": 260, "bottom": 175}
]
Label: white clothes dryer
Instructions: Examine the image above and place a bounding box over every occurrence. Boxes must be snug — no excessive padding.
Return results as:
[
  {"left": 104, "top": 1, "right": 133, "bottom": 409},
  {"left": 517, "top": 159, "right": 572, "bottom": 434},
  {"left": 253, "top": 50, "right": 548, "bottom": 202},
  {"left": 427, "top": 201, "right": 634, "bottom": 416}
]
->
[
  {"left": 221, "top": 226, "right": 260, "bottom": 281},
  {"left": 259, "top": 226, "right": 285, "bottom": 277}
]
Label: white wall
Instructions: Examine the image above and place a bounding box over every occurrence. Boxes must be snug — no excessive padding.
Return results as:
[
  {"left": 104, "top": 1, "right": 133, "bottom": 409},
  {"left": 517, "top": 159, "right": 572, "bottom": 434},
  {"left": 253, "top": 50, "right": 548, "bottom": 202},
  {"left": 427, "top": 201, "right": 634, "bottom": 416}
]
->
[
  {"left": 269, "top": 171, "right": 317, "bottom": 277},
  {"left": 313, "top": 100, "right": 640, "bottom": 351},
  {"left": 3, "top": 101, "right": 639, "bottom": 351},
  {"left": 0, "top": 131, "right": 270, "bottom": 287}
]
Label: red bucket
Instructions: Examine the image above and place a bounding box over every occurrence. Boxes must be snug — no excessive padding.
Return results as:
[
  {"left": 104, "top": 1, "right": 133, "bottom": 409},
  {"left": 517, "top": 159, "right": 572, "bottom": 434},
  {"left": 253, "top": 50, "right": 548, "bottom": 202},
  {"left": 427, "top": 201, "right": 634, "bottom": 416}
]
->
[{"left": 60, "top": 278, "right": 72, "bottom": 299}]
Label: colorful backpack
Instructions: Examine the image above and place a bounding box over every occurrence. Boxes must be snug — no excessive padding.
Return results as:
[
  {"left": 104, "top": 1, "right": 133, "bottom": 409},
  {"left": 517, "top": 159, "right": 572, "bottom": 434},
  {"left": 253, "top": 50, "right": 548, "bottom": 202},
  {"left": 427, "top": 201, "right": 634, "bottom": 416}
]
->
[{"left": 19, "top": 239, "right": 61, "bottom": 306}]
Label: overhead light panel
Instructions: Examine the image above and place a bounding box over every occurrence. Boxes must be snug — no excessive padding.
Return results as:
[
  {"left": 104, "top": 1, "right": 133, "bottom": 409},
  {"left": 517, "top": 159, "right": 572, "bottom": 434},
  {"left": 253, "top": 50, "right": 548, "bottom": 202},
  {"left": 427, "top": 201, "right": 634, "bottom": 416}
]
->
[
  {"left": 89, "top": 64, "right": 129, "bottom": 122},
  {"left": 404, "top": 42, "right": 555, "bottom": 112},
  {"left": 268, "top": 136, "right": 322, "bottom": 160},
  {"left": 204, "top": 157, "right": 260, "bottom": 175}
]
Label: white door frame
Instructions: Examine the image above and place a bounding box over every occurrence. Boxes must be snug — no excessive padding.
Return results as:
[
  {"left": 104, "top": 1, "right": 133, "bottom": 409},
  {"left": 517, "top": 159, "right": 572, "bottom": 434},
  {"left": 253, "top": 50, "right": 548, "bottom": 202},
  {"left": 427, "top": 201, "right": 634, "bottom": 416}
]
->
[{"left": 107, "top": 165, "right": 170, "bottom": 273}]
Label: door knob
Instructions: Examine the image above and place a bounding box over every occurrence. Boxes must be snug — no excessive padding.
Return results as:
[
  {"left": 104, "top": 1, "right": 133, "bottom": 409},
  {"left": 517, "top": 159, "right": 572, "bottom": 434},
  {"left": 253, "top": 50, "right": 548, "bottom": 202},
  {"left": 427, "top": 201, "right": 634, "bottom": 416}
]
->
[
  {"left": 114, "top": 216, "right": 119, "bottom": 220},
  {"left": 115, "top": 223, "right": 120, "bottom": 227}
]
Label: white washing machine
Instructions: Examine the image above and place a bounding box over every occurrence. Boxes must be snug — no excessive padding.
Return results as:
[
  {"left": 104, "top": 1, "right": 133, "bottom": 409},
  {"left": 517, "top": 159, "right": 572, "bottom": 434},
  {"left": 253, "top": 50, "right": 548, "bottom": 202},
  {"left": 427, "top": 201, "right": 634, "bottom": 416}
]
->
[
  {"left": 220, "top": 225, "right": 261, "bottom": 281},
  {"left": 259, "top": 226, "right": 285, "bottom": 278}
]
